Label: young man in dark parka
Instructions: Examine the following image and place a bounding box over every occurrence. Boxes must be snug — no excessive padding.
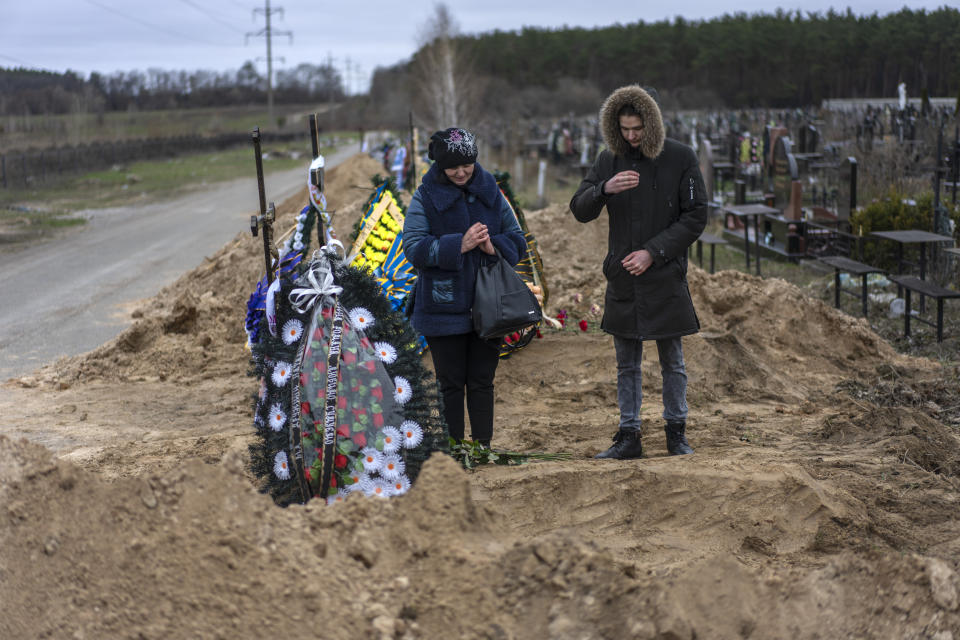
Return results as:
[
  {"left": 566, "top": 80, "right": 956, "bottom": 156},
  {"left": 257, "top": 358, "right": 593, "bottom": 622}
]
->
[{"left": 570, "top": 85, "right": 707, "bottom": 459}]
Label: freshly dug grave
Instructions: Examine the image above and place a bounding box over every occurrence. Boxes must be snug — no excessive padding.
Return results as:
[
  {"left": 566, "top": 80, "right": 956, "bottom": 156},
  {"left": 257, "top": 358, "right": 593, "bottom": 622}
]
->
[{"left": 2, "top": 153, "right": 959, "bottom": 639}]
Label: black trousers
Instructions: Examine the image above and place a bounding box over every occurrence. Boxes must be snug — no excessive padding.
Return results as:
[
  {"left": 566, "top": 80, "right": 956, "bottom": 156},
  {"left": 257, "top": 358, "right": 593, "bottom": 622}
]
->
[{"left": 425, "top": 332, "right": 500, "bottom": 443}]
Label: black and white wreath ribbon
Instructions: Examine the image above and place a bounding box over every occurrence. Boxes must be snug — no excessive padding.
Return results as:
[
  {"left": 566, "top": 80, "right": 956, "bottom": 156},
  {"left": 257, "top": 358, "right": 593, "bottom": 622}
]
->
[{"left": 288, "top": 241, "right": 345, "bottom": 313}]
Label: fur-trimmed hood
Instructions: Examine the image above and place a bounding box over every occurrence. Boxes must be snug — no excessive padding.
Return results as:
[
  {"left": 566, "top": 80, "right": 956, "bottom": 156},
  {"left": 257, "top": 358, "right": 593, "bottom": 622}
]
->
[{"left": 599, "top": 85, "right": 665, "bottom": 159}]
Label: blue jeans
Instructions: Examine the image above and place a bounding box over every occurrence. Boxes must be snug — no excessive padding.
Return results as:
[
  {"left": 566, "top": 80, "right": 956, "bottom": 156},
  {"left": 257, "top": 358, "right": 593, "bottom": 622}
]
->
[{"left": 613, "top": 336, "right": 688, "bottom": 433}]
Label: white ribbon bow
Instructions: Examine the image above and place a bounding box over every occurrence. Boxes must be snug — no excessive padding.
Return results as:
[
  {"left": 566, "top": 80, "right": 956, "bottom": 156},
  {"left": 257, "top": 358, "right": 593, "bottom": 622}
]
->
[{"left": 288, "top": 243, "right": 344, "bottom": 314}]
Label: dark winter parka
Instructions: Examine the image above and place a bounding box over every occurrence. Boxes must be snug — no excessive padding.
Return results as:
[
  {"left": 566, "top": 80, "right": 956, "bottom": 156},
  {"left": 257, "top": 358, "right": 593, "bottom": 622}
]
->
[
  {"left": 570, "top": 85, "right": 707, "bottom": 340},
  {"left": 403, "top": 162, "right": 526, "bottom": 337}
]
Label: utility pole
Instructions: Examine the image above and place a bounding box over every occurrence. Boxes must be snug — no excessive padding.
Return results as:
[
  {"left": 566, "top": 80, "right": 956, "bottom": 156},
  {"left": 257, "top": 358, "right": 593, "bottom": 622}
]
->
[{"left": 246, "top": 0, "right": 292, "bottom": 120}]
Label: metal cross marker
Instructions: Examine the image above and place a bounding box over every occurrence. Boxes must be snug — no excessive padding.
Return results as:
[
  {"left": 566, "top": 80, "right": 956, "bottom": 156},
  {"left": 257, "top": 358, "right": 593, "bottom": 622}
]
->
[{"left": 250, "top": 127, "right": 278, "bottom": 283}]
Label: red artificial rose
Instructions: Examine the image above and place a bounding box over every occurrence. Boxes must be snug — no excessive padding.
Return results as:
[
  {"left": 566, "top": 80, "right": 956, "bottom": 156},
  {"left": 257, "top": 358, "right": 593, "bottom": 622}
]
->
[
  {"left": 299, "top": 373, "right": 307, "bottom": 387},
  {"left": 337, "top": 396, "right": 347, "bottom": 409},
  {"left": 353, "top": 433, "right": 367, "bottom": 448},
  {"left": 312, "top": 327, "right": 324, "bottom": 341},
  {"left": 536, "top": 328, "right": 543, "bottom": 339},
  {"left": 342, "top": 351, "right": 356, "bottom": 365},
  {"left": 373, "top": 413, "right": 384, "bottom": 428},
  {"left": 334, "top": 454, "right": 348, "bottom": 469},
  {"left": 329, "top": 477, "right": 337, "bottom": 488},
  {"left": 364, "top": 360, "right": 377, "bottom": 373},
  {"left": 300, "top": 401, "right": 311, "bottom": 415},
  {"left": 371, "top": 386, "right": 383, "bottom": 401},
  {"left": 352, "top": 408, "right": 367, "bottom": 418},
  {"left": 305, "top": 469, "right": 312, "bottom": 481},
  {"left": 360, "top": 337, "right": 371, "bottom": 349},
  {"left": 314, "top": 361, "right": 325, "bottom": 372},
  {"left": 579, "top": 319, "right": 588, "bottom": 332},
  {"left": 511, "top": 332, "right": 520, "bottom": 343},
  {"left": 337, "top": 424, "right": 350, "bottom": 438}
]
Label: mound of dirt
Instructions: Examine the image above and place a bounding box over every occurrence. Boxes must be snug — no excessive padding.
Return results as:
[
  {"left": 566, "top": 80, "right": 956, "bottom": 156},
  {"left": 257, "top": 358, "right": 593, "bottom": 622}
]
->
[{"left": 3, "top": 156, "right": 960, "bottom": 639}]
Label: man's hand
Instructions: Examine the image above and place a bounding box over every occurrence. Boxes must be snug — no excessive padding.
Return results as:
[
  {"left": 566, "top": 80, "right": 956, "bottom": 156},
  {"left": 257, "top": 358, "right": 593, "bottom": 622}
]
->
[
  {"left": 603, "top": 170, "right": 640, "bottom": 195},
  {"left": 461, "top": 222, "right": 489, "bottom": 253},
  {"left": 622, "top": 249, "right": 653, "bottom": 276}
]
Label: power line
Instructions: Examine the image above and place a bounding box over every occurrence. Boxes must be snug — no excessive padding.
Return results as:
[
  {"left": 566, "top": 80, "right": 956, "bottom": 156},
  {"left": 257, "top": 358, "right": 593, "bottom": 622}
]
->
[
  {"left": 177, "top": 0, "right": 247, "bottom": 34},
  {"left": 246, "top": 0, "right": 292, "bottom": 117},
  {"left": 0, "top": 54, "right": 37, "bottom": 68},
  {"left": 81, "top": 0, "right": 238, "bottom": 47}
]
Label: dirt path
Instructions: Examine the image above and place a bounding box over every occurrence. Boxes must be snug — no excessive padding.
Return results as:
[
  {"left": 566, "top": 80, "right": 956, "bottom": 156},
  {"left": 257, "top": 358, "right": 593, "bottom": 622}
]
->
[{"left": 0, "top": 145, "right": 356, "bottom": 380}]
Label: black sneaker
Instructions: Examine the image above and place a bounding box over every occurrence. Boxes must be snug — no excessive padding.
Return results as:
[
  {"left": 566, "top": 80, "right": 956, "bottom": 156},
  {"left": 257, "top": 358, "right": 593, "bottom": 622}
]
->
[
  {"left": 595, "top": 429, "right": 643, "bottom": 460},
  {"left": 665, "top": 422, "right": 694, "bottom": 455}
]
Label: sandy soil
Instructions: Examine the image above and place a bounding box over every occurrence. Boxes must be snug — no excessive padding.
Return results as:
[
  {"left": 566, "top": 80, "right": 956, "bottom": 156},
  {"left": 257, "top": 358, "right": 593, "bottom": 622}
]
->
[{"left": 2, "top": 153, "right": 960, "bottom": 640}]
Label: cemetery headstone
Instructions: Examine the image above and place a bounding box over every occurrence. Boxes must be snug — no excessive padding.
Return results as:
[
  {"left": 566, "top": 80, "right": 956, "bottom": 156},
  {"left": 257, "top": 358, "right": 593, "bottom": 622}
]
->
[
  {"left": 836, "top": 157, "right": 857, "bottom": 221},
  {"left": 771, "top": 136, "right": 799, "bottom": 212},
  {"left": 698, "top": 138, "right": 715, "bottom": 203}
]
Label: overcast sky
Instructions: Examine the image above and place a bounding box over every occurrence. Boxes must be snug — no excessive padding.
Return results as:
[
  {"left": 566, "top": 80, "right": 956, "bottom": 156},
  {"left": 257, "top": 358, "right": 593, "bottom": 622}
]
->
[{"left": 2, "top": 1, "right": 949, "bottom": 93}]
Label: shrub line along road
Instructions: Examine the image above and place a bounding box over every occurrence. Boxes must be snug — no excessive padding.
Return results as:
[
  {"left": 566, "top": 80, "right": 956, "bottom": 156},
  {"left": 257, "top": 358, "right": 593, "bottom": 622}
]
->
[{"left": 0, "top": 145, "right": 358, "bottom": 381}]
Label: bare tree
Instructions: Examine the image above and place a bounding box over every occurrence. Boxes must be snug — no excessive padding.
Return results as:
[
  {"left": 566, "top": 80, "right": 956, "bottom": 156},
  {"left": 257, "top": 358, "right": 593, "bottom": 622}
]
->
[{"left": 410, "top": 3, "right": 477, "bottom": 130}]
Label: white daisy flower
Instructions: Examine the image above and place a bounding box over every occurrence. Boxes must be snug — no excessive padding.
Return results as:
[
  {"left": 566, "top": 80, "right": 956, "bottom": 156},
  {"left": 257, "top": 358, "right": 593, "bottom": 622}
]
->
[
  {"left": 272, "top": 361, "right": 293, "bottom": 387},
  {"left": 268, "top": 404, "right": 286, "bottom": 431},
  {"left": 393, "top": 376, "right": 412, "bottom": 404},
  {"left": 357, "top": 474, "right": 376, "bottom": 496},
  {"left": 273, "top": 450, "right": 291, "bottom": 480},
  {"left": 345, "top": 471, "right": 368, "bottom": 492},
  {"left": 326, "top": 489, "right": 350, "bottom": 505},
  {"left": 369, "top": 478, "right": 391, "bottom": 499},
  {"left": 373, "top": 341, "right": 397, "bottom": 364},
  {"left": 281, "top": 319, "right": 303, "bottom": 345},
  {"left": 360, "top": 447, "right": 383, "bottom": 473},
  {"left": 390, "top": 474, "right": 412, "bottom": 496},
  {"left": 381, "top": 426, "right": 402, "bottom": 454},
  {"left": 401, "top": 420, "right": 423, "bottom": 448},
  {"left": 380, "top": 453, "right": 405, "bottom": 480},
  {"left": 348, "top": 307, "right": 375, "bottom": 331}
]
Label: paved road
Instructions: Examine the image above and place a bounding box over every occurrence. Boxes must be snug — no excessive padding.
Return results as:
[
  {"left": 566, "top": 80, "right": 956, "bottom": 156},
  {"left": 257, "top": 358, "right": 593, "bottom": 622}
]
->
[{"left": 0, "top": 146, "right": 358, "bottom": 380}]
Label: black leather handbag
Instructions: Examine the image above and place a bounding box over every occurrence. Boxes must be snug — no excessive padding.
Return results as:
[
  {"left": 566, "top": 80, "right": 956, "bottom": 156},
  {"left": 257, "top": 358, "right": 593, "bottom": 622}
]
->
[{"left": 472, "top": 248, "right": 542, "bottom": 339}]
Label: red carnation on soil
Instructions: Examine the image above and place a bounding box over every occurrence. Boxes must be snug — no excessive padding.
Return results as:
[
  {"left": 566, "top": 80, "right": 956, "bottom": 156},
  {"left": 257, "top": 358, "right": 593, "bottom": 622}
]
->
[{"left": 579, "top": 319, "right": 588, "bottom": 332}]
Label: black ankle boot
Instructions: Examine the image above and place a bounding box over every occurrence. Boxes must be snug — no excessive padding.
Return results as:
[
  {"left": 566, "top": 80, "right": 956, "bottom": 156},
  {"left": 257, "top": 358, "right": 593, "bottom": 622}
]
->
[
  {"left": 595, "top": 429, "right": 643, "bottom": 460},
  {"left": 665, "top": 422, "right": 694, "bottom": 455}
]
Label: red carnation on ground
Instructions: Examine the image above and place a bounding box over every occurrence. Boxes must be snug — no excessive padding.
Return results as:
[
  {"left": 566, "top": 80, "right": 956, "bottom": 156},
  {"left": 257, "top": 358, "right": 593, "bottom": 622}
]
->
[
  {"left": 334, "top": 454, "right": 348, "bottom": 469},
  {"left": 579, "top": 319, "right": 588, "bottom": 332},
  {"left": 536, "top": 328, "right": 543, "bottom": 339},
  {"left": 353, "top": 433, "right": 367, "bottom": 448}
]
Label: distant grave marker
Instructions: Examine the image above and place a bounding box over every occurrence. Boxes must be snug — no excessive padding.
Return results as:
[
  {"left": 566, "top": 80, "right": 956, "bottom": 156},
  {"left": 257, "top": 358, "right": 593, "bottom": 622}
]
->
[
  {"left": 836, "top": 157, "right": 857, "bottom": 221},
  {"left": 771, "top": 136, "right": 799, "bottom": 215},
  {"left": 698, "top": 138, "right": 715, "bottom": 203}
]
